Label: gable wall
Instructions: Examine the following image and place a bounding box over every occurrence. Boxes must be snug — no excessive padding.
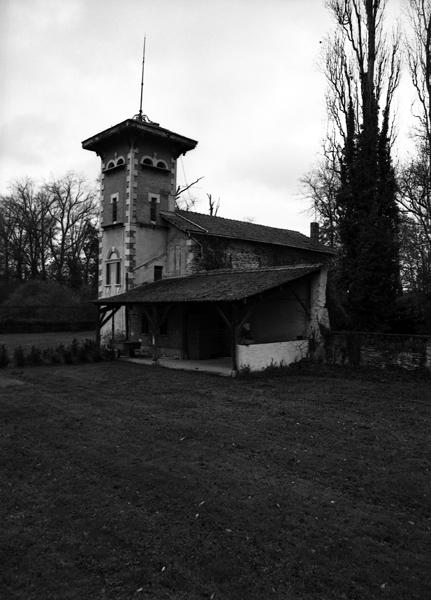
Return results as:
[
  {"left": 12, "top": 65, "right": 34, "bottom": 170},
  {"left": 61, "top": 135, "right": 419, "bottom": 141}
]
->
[{"left": 190, "top": 235, "right": 330, "bottom": 272}]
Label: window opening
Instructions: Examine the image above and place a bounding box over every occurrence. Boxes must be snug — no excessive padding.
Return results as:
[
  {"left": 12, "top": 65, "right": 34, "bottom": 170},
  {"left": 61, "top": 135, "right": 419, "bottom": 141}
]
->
[
  {"left": 106, "top": 249, "right": 120, "bottom": 286},
  {"left": 142, "top": 157, "right": 153, "bottom": 166},
  {"left": 154, "top": 266, "right": 163, "bottom": 281},
  {"left": 156, "top": 160, "right": 167, "bottom": 169},
  {"left": 150, "top": 197, "right": 158, "bottom": 222},
  {"left": 112, "top": 198, "right": 118, "bottom": 222}
]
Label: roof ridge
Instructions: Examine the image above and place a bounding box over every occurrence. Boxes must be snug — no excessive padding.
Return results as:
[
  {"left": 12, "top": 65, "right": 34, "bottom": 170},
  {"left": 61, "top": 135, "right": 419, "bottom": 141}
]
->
[{"left": 177, "top": 209, "right": 308, "bottom": 238}]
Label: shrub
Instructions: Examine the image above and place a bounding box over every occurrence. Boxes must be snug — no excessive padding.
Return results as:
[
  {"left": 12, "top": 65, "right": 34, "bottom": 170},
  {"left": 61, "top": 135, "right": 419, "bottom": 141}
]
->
[
  {"left": 63, "top": 345, "right": 74, "bottom": 364},
  {"left": 71, "top": 338, "right": 79, "bottom": 358},
  {"left": 77, "top": 341, "right": 89, "bottom": 363},
  {"left": 0, "top": 345, "right": 9, "bottom": 368},
  {"left": 13, "top": 346, "right": 25, "bottom": 367},
  {"left": 28, "top": 345, "right": 43, "bottom": 366}
]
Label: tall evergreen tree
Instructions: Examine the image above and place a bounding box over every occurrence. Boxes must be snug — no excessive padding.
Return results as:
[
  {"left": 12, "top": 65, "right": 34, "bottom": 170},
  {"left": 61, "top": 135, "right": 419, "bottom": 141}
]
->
[{"left": 325, "top": 0, "right": 401, "bottom": 330}]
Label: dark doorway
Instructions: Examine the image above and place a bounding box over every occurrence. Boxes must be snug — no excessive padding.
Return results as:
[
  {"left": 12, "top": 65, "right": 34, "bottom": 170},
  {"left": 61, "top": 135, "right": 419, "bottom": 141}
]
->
[{"left": 185, "top": 306, "right": 230, "bottom": 360}]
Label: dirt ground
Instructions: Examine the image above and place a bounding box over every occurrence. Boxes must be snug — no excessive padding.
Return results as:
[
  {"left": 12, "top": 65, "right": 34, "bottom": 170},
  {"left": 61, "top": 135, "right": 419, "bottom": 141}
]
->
[{"left": 0, "top": 362, "right": 430, "bottom": 600}]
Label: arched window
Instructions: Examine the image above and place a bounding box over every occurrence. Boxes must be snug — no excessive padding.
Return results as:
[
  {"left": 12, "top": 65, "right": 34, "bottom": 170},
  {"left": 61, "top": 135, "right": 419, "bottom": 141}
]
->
[
  {"left": 106, "top": 160, "right": 115, "bottom": 169},
  {"left": 116, "top": 156, "right": 125, "bottom": 166},
  {"left": 156, "top": 160, "right": 167, "bottom": 169},
  {"left": 141, "top": 156, "right": 153, "bottom": 167},
  {"left": 106, "top": 249, "right": 121, "bottom": 286}
]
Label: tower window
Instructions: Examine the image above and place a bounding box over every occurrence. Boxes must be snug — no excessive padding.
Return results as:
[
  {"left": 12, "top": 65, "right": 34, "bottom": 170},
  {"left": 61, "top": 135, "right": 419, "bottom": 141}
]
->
[
  {"left": 142, "top": 156, "right": 153, "bottom": 166},
  {"left": 156, "top": 160, "right": 167, "bottom": 169},
  {"left": 110, "top": 193, "right": 119, "bottom": 223},
  {"left": 116, "top": 157, "right": 125, "bottom": 166},
  {"left": 154, "top": 266, "right": 163, "bottom": 281},
  {"left": 106, "top": 160, "right": 115, "bottom": 169},
  {"left": 112, "top": 199, "right": 118, "bottom": 222},
  {"left": 106, "top": 249, "right": 121, "bottom": 286},
  {"left": 150, "top": 198, "right": 157, "bottom": 221}
]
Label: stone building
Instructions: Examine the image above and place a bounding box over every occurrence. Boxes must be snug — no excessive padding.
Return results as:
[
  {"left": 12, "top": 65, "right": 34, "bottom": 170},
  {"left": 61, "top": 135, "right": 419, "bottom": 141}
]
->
[{"left": 82, "top": 114, "right": 334, "bottom": 373}]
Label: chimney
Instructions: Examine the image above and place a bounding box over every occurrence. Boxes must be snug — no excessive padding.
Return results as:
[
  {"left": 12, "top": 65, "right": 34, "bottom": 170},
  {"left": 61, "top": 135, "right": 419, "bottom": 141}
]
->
[{"left": 310, "top": 222, "right": 320, "bottom": 243}]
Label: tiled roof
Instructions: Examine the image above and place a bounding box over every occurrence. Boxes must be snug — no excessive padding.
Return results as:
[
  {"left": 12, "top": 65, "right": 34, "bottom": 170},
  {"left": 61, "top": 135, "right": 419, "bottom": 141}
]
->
[
  {"left": 160, "top": 210, "right": 334, "bottom": 254},
  {"left": 98, "top": 265, "right": 322, "bottom": 305},
  {"left": 82, "top": 119, "right": 197, "bottom": 155}
]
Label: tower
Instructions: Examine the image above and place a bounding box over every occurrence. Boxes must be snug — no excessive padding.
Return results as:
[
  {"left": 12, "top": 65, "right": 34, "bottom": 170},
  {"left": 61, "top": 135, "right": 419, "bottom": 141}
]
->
[{"left": 82, "top": 116, "right": 197, "bottom": 332}]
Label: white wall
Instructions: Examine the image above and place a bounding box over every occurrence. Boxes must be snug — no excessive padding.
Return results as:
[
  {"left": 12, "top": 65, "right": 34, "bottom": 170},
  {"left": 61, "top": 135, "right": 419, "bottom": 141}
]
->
[{"left": 237, "top": 340, "right": 309, "bottom": 372}]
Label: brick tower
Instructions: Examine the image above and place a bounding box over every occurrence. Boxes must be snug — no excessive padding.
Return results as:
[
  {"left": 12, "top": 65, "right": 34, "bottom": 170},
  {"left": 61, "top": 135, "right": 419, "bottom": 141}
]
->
[{"left": 82, "top": 116, "right": 197, "bottom": 334}]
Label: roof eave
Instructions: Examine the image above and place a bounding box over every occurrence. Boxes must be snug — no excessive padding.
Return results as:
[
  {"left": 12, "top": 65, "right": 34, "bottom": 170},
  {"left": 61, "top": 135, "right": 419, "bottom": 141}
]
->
[{"left": 82, "top": 119, "right": 198, "bottom": 155}]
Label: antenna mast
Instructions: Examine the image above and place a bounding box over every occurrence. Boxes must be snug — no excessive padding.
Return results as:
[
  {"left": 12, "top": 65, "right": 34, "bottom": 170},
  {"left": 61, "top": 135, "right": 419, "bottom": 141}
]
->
[{"left": 138, "top": 37, "right": 146, "bottom": 120}]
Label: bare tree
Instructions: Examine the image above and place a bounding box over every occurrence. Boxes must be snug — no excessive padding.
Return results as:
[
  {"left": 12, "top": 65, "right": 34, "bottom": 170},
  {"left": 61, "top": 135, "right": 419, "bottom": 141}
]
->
[
  {"left": 0, "top": 179, "right": 54, "bottom": 280},
  {"left": 45, "top": 173, "right": 98, "bottom": 284},
  {"left": 0, "top": 173, "right": 98, "bottom": 289},
  {"left": 398, "top": 0, "right": 431, "bottom": 292},
  {"left": 304, "top": 1, "right": 400, "bottom": 254},
  {"left": 175, "top": 176, "right": 204, "bottom": 211},
  {"left": 406, "top": 0, "right": 431, "bottom": 146},
  {"left": 301, "top": 136, "right": 341, "bottom": 247},
  {"left": 207, "top": 193, "right": 220, "bottom": 216}
]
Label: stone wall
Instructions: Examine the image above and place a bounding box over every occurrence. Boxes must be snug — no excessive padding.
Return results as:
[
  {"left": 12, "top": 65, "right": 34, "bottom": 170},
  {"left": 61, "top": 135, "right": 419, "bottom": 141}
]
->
[
  {"left": 326, "top": 331, "right": 431, "bottom": 371},
  {"left": 191, "top": 236, "right": 330, "bottom": 272}
]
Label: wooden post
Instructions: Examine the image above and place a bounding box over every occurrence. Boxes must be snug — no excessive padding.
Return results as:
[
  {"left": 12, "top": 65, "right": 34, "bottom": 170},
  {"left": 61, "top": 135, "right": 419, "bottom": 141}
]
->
[
  {"left": 180, "top": 305, "right": 188, "bottom": 359},
  {"left": 111, "top": 310, "right": 115, "bottom": 350},
  {"left": 150, "top": 305, "right": 159, "bottom": 363},
  {"left": 125, "top": 305, "right": 130, "bottom": 340},
  {"left": 96, "top": 307, "right": 101, "bottom": 347},
  {"left": 231, "top": 304, "right": 239, "bottom": 373}
]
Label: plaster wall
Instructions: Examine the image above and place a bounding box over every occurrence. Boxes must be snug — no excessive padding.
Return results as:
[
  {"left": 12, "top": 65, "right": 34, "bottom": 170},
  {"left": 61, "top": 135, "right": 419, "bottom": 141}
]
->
[
  {"left": 166, "top": 229, "right": 194, "bottom": 276},
  {"left": 134, "top": 138, "right": 177, "bottom": 223},
  {"left": 237, "top": 340, "right": 309, "bottom": 372},
  {"left": 133, "top": 227, "right": 169, "bottom": 284},
  {"left": 250, "top": 282, "right": 308, "bottom": 343}
]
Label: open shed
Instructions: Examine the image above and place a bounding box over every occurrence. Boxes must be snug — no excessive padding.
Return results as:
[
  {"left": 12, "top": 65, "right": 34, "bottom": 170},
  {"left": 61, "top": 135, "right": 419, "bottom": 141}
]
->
[{"left": 96, "top": 264, "right": 328, "bottom": 373}]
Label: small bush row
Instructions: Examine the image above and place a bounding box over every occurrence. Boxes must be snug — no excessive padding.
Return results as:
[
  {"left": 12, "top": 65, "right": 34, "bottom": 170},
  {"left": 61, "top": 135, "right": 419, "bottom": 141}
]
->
[{"left": 0, "top": 339, "right": 114, "bottom": 369}]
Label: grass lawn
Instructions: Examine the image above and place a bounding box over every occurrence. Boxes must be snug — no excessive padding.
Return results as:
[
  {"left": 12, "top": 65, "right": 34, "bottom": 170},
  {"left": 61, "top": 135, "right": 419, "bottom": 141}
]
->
[{"left": 0, "top": 362, "right": 430, "bottom": 600}]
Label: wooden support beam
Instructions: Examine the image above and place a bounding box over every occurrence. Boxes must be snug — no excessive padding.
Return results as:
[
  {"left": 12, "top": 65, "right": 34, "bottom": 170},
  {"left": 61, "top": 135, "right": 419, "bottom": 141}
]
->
[
  {"left": 288, "top": 286, "right": 310, "bottom": 318},
  {"left": 230, "top": 303, "right": 239, "bottom": 372},
  {"left": 96, "top": 305, "right": 121, "bottom": 347},
  {"left": 99, "top": 305, "right": 121, "bottom": 329},
  {"left": 141, "top": 304, "right": 172, "bottom": 363},
  {"left": 215, "top": 304, "right": 232, "bottom": 329}
]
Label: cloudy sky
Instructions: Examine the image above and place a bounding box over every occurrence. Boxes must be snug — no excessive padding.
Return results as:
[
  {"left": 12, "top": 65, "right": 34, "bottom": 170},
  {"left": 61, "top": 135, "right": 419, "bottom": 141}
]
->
[{"left": 0, "top": 0, "right": 412, "bottom": 234}]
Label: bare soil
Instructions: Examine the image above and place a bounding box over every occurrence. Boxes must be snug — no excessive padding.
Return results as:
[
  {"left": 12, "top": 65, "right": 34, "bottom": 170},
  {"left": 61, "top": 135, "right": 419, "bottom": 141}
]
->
[{"left": 0, "top": 362, "right": 430, "bottom": 599}]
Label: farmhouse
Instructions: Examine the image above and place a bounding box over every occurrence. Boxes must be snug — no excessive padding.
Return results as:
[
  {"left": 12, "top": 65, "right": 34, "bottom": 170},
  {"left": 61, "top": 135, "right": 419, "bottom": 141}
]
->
[{"left": 82, "top": 114, "right": 334, "bottom": 373}]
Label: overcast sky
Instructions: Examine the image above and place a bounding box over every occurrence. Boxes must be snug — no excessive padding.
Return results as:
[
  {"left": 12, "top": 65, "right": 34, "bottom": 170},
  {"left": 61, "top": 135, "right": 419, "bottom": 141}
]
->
[{"left": 0, "top": 0, "right": 412, "bottom": 234}]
